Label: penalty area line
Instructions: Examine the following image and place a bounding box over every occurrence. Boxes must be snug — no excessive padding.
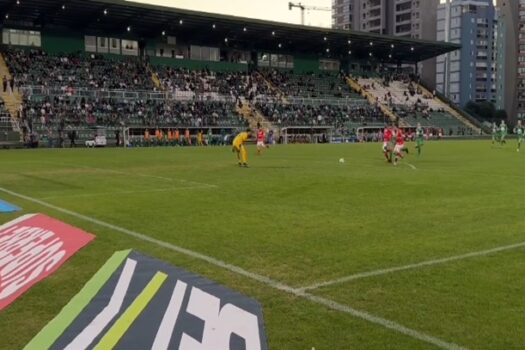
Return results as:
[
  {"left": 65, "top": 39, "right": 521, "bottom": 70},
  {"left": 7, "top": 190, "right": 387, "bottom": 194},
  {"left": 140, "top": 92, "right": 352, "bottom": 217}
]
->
[
  {"left": 298, "top": 240, "right": 525, "bottom": 292},
  {"left": 0, "top": 186, "right": 466, "bottom": 350}
]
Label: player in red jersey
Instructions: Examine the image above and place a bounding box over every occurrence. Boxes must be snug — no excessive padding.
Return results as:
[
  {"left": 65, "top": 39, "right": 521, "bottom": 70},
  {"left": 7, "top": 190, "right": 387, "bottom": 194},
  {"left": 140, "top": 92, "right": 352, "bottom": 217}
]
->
[
  {"left": 393, "top": 127, "right": 408, "bottom": 165},
  {"left": 382, "top": 125, "right": 393, "bottom": 162},
  {"left": 256, "top": 127, "right": 266, "bottom": 155}
]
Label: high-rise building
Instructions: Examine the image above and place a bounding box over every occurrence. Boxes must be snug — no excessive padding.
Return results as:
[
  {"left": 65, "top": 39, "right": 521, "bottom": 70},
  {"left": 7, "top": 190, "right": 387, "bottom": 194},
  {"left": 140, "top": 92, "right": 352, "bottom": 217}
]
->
[
  {"left": 332, "top": 0, "right": 438, "bottom": 85},
  {"left": 332, "top": 0, "right": 437, "bottom": 39},
  {"left": 495, "top": 0, "right": 524, "bottom": 122},
  {"left": 435, "top": 0, "right": 497, "bottom": 107}
]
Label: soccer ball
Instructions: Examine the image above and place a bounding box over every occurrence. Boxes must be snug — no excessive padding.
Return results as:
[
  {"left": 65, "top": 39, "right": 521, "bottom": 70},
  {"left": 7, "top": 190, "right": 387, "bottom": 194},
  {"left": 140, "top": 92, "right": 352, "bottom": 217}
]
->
[{"left": 339, "top": 158, "right": 345, "bottom": 164}]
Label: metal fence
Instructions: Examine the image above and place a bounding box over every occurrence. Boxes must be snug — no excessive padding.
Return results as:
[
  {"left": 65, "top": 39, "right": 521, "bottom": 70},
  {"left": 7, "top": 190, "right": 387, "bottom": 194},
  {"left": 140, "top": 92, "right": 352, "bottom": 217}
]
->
[{"left": 20, "top": 86, "right": 237, "bottom": 103}]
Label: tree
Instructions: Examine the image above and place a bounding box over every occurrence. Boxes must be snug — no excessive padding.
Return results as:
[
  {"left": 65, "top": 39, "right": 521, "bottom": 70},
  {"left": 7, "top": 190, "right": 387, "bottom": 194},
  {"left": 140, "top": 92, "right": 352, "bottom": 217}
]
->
[
  {"left": 478, "top": 101, "right": 496, "bottom": 121},
  {"left": 464, "top": 101, "right": 480, "bottom": 117},
  {"left": 494, "top": 109, "right": 508, "bottom": 121},
  {"left": 464, "top": 101, "right": 498, "bottom": 121}
]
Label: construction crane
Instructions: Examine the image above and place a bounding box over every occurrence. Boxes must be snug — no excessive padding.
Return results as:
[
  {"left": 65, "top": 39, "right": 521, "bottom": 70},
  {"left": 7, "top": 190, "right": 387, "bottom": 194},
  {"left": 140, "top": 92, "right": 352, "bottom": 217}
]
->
[{"left": 288, "top": 2, "right": 331, "bottom": 26}]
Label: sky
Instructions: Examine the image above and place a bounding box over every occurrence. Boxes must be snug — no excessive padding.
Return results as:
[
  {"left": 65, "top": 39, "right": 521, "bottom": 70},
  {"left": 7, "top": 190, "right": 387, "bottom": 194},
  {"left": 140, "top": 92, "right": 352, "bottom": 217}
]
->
[{"left": 128, "top": 0, "right": 333, "bottom": 28}]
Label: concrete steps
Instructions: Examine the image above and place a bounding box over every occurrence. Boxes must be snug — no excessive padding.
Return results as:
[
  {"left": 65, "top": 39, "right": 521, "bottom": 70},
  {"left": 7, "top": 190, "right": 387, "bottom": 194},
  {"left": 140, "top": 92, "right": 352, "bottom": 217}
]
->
[
  {"left": 236, "top": 99, "right": 274, "bottom": 130},
  {"left": 346, "top": 77, "right": 402, "bottom": 126},
  {"left": 0, "top": 53, "right": 22, "bottom": 125}
]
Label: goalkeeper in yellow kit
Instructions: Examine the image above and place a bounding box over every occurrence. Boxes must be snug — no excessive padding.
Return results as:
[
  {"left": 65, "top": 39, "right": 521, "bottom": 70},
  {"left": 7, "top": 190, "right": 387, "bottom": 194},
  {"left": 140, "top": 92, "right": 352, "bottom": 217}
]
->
[{"left": 232, "top": 129, "right": 252, "bottom": 167}]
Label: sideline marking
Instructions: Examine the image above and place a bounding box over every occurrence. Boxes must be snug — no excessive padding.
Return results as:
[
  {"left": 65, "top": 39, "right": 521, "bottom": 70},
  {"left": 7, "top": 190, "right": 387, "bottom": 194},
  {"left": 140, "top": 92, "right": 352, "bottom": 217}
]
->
[
  {"left": 0, "top": 186, "right": 465, "bottom": 350},
  {"left": 38, "top": 186, "right": 213, "bottom": 200},
  {"left": 298, "top": 240, "right": 525, "bottom": 291},
  {"left": 405, "top": 163, "right": 417, "bottom": 170}
]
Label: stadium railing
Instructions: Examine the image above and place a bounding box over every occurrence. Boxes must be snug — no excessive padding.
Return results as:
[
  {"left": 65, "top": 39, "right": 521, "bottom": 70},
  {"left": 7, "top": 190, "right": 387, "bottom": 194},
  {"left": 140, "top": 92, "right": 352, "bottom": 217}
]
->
[{"left": 20, "top": 86, "right": 237, "bottom": 103}]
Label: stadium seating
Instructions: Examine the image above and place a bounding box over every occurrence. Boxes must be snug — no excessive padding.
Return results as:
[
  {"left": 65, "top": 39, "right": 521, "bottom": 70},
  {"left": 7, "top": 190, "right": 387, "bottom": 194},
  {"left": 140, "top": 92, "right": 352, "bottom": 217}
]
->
[
  {"left": 4, "top": 49, "right": 154, "bottom": 90},
  {"left": 358, "top": 75, "right": 474, "bottom": 133},
  {"left": 155, "top": 67, "right": 273, "bottom": 101},
  {"left": 255, "top": 102, "right": 386, "bottom": 127},
  {"left": 260, "top": 69, "right": 361, "bottom": 99},
  {"left": 1, "top": 47, "right": 476, "bottom": 136},
  {"left": 22, "top": 96, "right": 247, "bottom": 132}
]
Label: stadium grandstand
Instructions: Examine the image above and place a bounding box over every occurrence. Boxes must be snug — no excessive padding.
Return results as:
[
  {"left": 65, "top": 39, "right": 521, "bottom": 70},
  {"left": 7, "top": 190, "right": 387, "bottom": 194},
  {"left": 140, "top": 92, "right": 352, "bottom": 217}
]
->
[{"left": 0, "top": 0, "right": 479, "bottom": 148}]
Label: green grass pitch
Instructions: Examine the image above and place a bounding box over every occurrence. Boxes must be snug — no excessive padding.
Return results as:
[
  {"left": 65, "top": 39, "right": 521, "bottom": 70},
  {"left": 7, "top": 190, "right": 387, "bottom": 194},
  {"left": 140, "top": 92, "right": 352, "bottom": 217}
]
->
[{"left": 0, "top": 140, "right": 524, "bottom": 349}]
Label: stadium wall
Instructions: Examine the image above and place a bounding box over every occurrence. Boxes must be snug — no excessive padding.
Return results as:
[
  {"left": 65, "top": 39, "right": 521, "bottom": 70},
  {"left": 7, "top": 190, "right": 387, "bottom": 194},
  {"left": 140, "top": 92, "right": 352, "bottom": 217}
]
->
[
  {"left": 293, "top": 55, "right": 320, "bottom": 74},
  {"left": 41, "top": 32, "right": 84, "bottom": 54}
]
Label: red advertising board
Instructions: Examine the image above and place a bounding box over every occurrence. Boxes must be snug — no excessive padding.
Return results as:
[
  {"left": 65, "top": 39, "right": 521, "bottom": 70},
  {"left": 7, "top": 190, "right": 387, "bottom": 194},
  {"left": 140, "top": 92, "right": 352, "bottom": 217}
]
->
[{"left": 0, "top": 214, "right": 95, "bottom": 310}]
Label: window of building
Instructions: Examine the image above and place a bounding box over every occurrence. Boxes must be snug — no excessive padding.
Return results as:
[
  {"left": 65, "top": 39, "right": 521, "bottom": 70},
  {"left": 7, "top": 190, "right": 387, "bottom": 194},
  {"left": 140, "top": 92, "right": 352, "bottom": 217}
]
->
[
  {"left": 257, "top": 53, "right": 293, "bottom": 68},
  {"left": 110, "top": 38, "right": 120, "bottom": 54},
  {"left": 85, "top": 35, "right": 97, "bottom": 52},
  {"left": 121, "top": 39, "right": 138, "bottom": 56},
  {"left": 97, "top": 37, "right": 108, "bottom": 53},
  {"left": 319, "top": 59, "right": 340, "bottom": 71},
  {"left": 2, "top": 28, "right": 41, "bottom": 47}
]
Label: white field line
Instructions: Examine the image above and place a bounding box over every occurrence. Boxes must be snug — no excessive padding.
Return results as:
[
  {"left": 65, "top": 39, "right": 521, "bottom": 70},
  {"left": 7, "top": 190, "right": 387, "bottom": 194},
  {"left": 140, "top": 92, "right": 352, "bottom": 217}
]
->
[
  {"left": 298, "top": 240, "right": 525, "bottom": 292},
  {"left": 38, "top": 186, "right": 213, "bottom": 200},
  {"left": 405, "top": 163, "right": 417, "bottom": 170},
  {"left": 0, "top": 186, "right": 465, "bottom": 350},
  {"left": 26, "top": 161, "right": 218, "bottom": 189},
  {"left": 74, "top": 165, "right": 218, "bottom": 189}
]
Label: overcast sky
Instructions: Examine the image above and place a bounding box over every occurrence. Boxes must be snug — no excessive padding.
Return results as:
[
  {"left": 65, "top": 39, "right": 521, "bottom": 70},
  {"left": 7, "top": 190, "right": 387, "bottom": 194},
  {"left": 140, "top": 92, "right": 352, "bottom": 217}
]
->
[{"left": 128, "top": 0, "right": 333, "bottom": 28}]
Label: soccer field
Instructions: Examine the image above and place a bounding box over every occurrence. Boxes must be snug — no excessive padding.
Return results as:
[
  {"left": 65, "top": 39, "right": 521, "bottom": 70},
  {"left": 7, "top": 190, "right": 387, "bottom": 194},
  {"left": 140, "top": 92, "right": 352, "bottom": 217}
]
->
[{"left": 0, "top": 141, "right": 524, "bottom": 350}]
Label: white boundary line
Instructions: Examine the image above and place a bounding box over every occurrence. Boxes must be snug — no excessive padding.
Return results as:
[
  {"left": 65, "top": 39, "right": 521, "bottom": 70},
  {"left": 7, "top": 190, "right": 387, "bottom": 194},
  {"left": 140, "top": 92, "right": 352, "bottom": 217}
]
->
[
  {"left": 22, "top": 161, "right": 218, "bottom": 189},
  {"left": 37, "top": 186, "right": 213, "bottom": 200},
  {"left": 0, "top": 186, "right": 465, "bottom": 350},
  {"left": 71, "top": 165, "right": 218, "bottom": 189},
  {"left": 405, "top": 163, "right": 417, "bottom": 170},
  {"left": 298, "top": 240, "right": 525, "bottom": 292}
]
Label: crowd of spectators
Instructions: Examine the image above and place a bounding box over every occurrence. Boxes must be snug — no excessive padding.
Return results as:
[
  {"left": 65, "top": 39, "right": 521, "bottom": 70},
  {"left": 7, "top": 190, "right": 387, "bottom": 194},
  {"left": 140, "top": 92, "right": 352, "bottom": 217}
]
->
[
  {"left": 259, "top": 69, "right": 354, "bottom": 98},
  {"left": 255, "top": 102, "right": 385, "bottom": 127},
  {"left": 20, "top": 96, "right": 247, "bottom": 133},
  {"left": 155, "top": 67, "right": 272, "bottom": 101},
  {"left": 3, "top": 48, "right": 398, "bottom": 131},
  {"left": 4, "top": 49, "right": 154, "bottom": 90}
]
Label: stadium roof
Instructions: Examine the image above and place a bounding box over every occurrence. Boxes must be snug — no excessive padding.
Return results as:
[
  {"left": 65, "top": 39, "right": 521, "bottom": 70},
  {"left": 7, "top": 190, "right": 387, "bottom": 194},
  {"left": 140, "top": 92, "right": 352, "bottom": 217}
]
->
[{"left": 0, "top": 0, "right": 460, "bottom": 62}]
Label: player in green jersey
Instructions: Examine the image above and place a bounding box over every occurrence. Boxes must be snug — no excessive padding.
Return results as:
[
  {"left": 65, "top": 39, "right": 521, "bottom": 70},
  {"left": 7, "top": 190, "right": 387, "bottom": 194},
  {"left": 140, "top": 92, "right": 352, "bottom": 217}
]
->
[
  {"left": 499, "top": 120, "right": 508, "bottom": 145},
  {"left": 491, "top": 122, "right": 498, "bottom": 145},
  {"left": 514, "top": 120, "right": 524, "bottom": 152},
  {"left": 415, "top": 123, "right": 424, "bottom": 156},
  {"left": 206, "top": 128, "right": 213, "bottom": 146}
]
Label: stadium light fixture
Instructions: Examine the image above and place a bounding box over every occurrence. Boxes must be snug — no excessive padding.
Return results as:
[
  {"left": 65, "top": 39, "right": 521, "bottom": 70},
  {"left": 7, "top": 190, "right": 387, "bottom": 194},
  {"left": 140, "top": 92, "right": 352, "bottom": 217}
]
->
[
  {"left": 127, "top": 26, "right": 131, "bottom": 32},
  {"left": 369, "top": 52, "right": 373, "bottom": 57},
  {"left": 224, "top": 37, "right": 228, "bottom": 43},
  {"left": 4, "top": 14, "right": 8, "bottom": 19},
  {"left": 348, "top": 50, "right": 352, "bottom": 55},
  {"left": 411, "top": 47, "right": 414, "bottom": 51},
  {"left": 323, "top": 36, "right": 327, "bottom": 41},
  {"left": 369, "top": 41, "right": 373, "bottom": 46},
  {"left": 162, "top": 30, "right": 166, "bottom": 36},
  {"left": 272, "top": 31, "right": 275, "bottom": 36},
  {"left": 179, "top": 19, "right": 183, "bottom": 25},
  {"left": 16, "top": 0, "right": 20, "bottom": 5},
  {"left": 61, "top": 4, "right": 66, "bottom": 10},
  {"left": 243, "top": 27, "right": 247, "bottom": 32},
  {"left": 103, "top": 9, "right": 108, "bottom": 15},
  {"left": 326, "top": 48, "right": 330, "bottom": 53},
  {"left": 388, "top": 54, "right": 392, "bottom": 58},
  {"left": 278, "top": 43, "right": 282, "bottom": 48},
  {"left": 212, "top": 24, "right": 216, "bottom": 29},
  {"left": 348, "top": 40, "right": 351, "bottom": 44},
  {"left": 391, "top": 44, "right": 394, "bottom": 49}
]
